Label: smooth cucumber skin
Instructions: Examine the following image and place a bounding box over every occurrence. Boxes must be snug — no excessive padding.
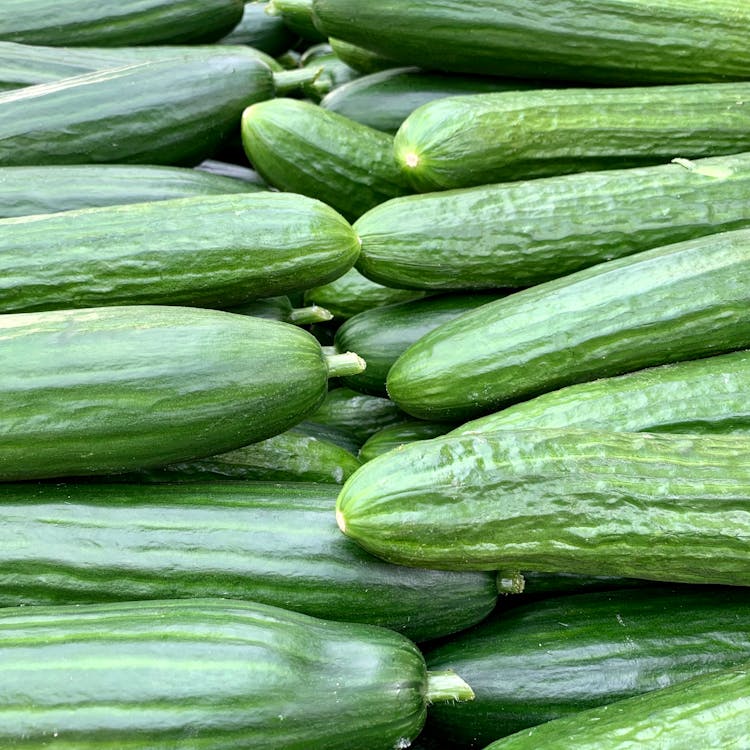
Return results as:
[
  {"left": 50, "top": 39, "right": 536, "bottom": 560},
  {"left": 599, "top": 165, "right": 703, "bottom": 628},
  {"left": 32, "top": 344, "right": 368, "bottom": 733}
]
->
[
  {"left": 313, "top": 0, "right": 750, "bottom": 84},
  {"left": 425, "top": 588, "right": 750, "bottom": 746},
  {"left": 357, "top": 153, "right": 750, "bottom": 290},
  {"left": 302, "top": 52, "right": 361, "bottom": 101},
  {"left": 394, "top": 83, "right": 750, "bottom": 192},
  {"left": 219, "top": 1, "right": 297, "bottom": 55},
  {"left": 241, "top": 97, "right": 410, "bottom": 221},
  {"left": 268, "top": 0, "right": 327, "bottom": 42},
  {"left": 482, "top": 664, "right": 750, "bottom": 750},
  {"left": 0, "top": 193, "right": 359, "bottom": 313},
  {"left": 359, "top": 421, "right": 455, "bottom": 463},
  {"left": 336, "top": 429, "right": 750, "bottom": 583},
  {"left": 335, "top": 293, "right": 500, "bottom": 395},
  {"left": 455, "top": 350, "right": 750, "bottom": 437},
  {"left": 0, "top": 306, "right": 331, "bottom": 480},
  {"left": 0, "top": 598, "right": 428, "bottom": 749},
  {"left": 328, "top": 37, "right": 399, "bottom": 74},
  {"left": 0, "top": 482, "right": 496, "bottom": 641},
  {"left": 0, "top": 55, "right": 276, "bottom": 167},
  {"left": 387, "top": 227, "right": 750, "bottom": 422}
]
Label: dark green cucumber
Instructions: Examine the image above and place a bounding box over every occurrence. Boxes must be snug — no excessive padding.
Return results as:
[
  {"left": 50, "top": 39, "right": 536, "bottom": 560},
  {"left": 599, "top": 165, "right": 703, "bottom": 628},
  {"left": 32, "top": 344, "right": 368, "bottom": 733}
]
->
[
  {"left": 0, "top": 306, "right": 364, "bottom": 481},
  {"left": 313, "top": 0, "right": 750, "bottom": 84},
  {"left": 387, "top": 227, "right": 750, "bottom": 422},
  {"left": 0, "top": 0, "right": 243, "bottom": 46},
  {"left": 359, "top": 421, "right": 455, "bottom": 463},
  {"left": 0, "top": 54, "right": 315, "bottom": 167},
  {"left": 241, "top": 97, "right": 410, "bottom": 222},
  {"left": 227, "top": 296, "right": 333, "bottom": 325},
  {"left": 267, "top": 0, "right": 327, "bottom": 42},
  {"left": 218, "top": 1, "right": 297, "bottom": 55},
  {"left": 0, "top": 597, "right": 473, "bottom": 749},
  {"left": 456, "top": 350, "right": 750, "bottom": 437},
  {"left": 510, "top": 572, "right": 648, "bottom": 598},
  {"left": 357, "top": 153, "right": 750, "bottom": 291},
  {"left": 329, "top": 37, "right": 400, "bottom": 74},
  {"left": 483, "top": 663, "right": 750, "bottom": 750},
  {"left": 296, "top": 420, "right": 362, "bottom": 455},
  {"left": 336, "top": 428, "right": 750, "bottom": 583},
  {"left": 335, "top": 293, "right": 501, "bottom": 395},
  {"left": 304, "top": 267, "right": 426, "bottom": 320},
  {"left": 425, "top": 587, "right": 750, "bottom": 746},
  {"left": 0, "top": 192, "right": 359, "bottom": 313},
  {"left": 394, "top": 82, "right": 750, "bottom": 192}
]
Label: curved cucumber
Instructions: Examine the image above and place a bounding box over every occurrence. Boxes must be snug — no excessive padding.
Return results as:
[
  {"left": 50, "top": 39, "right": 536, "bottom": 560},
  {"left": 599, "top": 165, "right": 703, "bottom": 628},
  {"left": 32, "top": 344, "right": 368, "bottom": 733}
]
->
[
  {"left": 394, "top": 82, "right": 750, "bottom": 191},
  {"left": 0, "top": 598, "right": 472, "bottom": 749},
  {"left": 387, "top": 227, "right": 750, "bottom": 422},
  {"left": 359, "top": 421, "right": 454, "bottom": 463},
  {"left": 0, "top": 192, "right": 359, "bottom": 313},
  {"left": 357, "top": 153, "right": 750, "bottom": 290},
  {"left": 0, "top": 306, "right": 363, "bottom": 480},
  {"left": 336, "top": 428, "right": 750, "bottom": 583}
]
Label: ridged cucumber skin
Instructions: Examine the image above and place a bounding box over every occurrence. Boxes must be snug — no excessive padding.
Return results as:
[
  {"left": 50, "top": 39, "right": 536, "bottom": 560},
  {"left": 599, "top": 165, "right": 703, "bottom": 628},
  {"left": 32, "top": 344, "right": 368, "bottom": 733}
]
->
[
  {"left": 359, "top": 421, "right": 454, "bottom": 462},
  {"left": 0, "top": 0, "right": 243, "bottom": 47},
  {"left": 335, "top": 293, "right": 500, "bottom": 395},
  {"left": 483, "top": 664, "right": 750, "bottom": 750},
  {"left": 219, "top": 1, "right": 297, "bottom": 55},
  {"left": 0, "top": 306, "right": 333, "bottom": 481},
  {"left": 241, "top": 97, "right": 410, "bottom": 222},
  {"left": 425, "top": 588, "right": 750, "bottom": 746},
  {"left": 313, "top": 0, "right": 750, "bottom": 84},
  {"left": 0, "top": 164, "right": 262, "bottom": 219},
  {"left": 357, "top": 153, "right": 750, "bottom": 291},
  {"left": 0, "top": 598, "right": 429, "bottom": 749},
  {"left": 394, "top": 83, "right": 750, "bottom": 192},
  {"left": 0, "top": 192, "right": 359, "bottom": 313},
  {"left": 456, "top": 350, "right": 750, "bottom": 437},
  {"left": 0, "top": 482, "right": 497, "bottom": 641},
  {"left": 0, "top": 55, "right": 278, "bottom": 167},
  {"left": 336, "top": 428, "right": 750, "bottom": 582},
  {"left": 387, "top": 227, "right": 750, "bottom": 422}
]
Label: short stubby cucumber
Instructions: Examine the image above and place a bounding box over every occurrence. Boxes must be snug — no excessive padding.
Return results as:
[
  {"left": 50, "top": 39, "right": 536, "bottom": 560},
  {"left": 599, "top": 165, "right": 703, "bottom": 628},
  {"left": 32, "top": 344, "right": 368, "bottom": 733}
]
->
[{"left": 336, "top": 428, "right": 750, "bottom": 583}]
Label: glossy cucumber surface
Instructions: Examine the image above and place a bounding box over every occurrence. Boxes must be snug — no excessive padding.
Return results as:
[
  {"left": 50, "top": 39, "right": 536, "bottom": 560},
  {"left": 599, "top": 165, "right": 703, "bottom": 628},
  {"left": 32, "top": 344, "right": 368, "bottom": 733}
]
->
[{"left": 359, "top": 421, "right": 455, "bottom": 463}]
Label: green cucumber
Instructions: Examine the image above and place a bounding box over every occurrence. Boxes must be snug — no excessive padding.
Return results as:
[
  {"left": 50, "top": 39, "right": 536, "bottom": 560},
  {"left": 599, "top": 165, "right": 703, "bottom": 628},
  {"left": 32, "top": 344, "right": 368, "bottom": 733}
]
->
[
  {"left": 357, "top": 153, "right": 750, "bottom": 291},
  {"left": 218, "top": 1, "right": 297, "bottom": 55},
  {"left": 359, "top": 421, "right": 454, "bottom": 463},
  {"left": 227, "top": 296, "right": 333, "bottom": 325},
  {"left": 0, "top": 305, "right": 364, "bottom": 481},
  {"left": 0, "top": 192, "right": 359, "bottom": 313},
  {"left": 0, "top": 54, "right": 316, "bottom": 167},
  {"left": 302, "top": 50, "right": 360, "bottom": 101},
  {"left": 425, "top": 587, "right": 750, "bottom": 746},
  {"left": 394, "top": 82, "right": 750, "bottom": 192},
  {"left": 335, "top": 293, "right": 501, "bottom": 395},
  {"left": 483, "top": 663, "right": 750, "bottom": 750},
  {"left": 511, "top": 572, "right": 648, "bottom": 598},
  {"left": 241, "top": 97, "right": 410, "bottom": 222},
  {"left": 387, "top": 227, "right": 750, "bottom": 422},
  {"left": 0, "top": 0, "right": 243, "bottom": 46},
  {"left": 296, "top": 420, "right": 363, "bottom": 455},
  {"left": 329, "top": 37, "right": 399, "bottom": 74},
  {"left": 312, "top": 0, "right": 750, "bottom": 84},
  {"left": 267, "top": 0, "right": 327, "bottom": 42},
  {"left": 336, "top": 428, "right": 750, "bottom": 583},
  {"left": 0, "top": 597, "right": 473, "bottom": 749},
  {"left": 195, "top": 158, "right": 268, "bottom": 186}
]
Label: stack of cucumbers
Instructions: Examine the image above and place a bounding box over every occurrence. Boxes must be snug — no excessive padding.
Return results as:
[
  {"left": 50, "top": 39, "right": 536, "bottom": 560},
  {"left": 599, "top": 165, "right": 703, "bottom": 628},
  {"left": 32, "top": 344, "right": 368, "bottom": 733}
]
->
[{"left": 2, "top": 0, "right": 750, "bottom": 747}]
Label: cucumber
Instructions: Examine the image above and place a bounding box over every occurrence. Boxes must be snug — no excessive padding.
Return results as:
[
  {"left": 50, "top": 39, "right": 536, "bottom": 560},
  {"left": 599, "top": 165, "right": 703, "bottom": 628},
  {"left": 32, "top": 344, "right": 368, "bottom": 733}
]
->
[
  {"left": 195, "top": 158, "right": 268, "bottom": 186},
  {"left": 329, "top": 37, "right": 400, "bottom": 74},
  {"left": 302, "top": 49, "right": 361, "bottom": 101},
  {"left": 0, "top": 305, "right": 364, "bottom": 481},
  {"left": 296, "top": 420, "right": 363, "bottom": 455},
  {"left": 218, "top": 0, "right": 297, "bottom": 55},
  {"left": 425, "top": 587, "right": 750, "bottom": 746},
  {"left": 0, "top": 0, "right": 243, "bottom": 46},
  {"left": 512, "top": 572, "right": 648, "bottom": 598},
  {"left": 312, "top": 0, "right": 750, "bottom": 84},
  {"left": 241, "top": 98, "right": 410, "bottom": 222},
  {"left": 356, "top": 153, "right": 750, "bottom": 291},
  {"left": 335, "top": 428, "right": 750, "bottom": 583},
  {"left": 387, "top": 227, "right": 750, "bottom": 422},
  {"left": 394, "top": 82, "right": 750, "bottom": 192},
  {"left": 227, "top": 296, "right": 333, "bottom": 325},
  {"left": 335, "top": 293, "right": 500, "bottom": 395},
  {"left": 482, "top": 663, "right": 750, "bottom": 750},
  {"left": 267, "top": 0, "right": 327, "bottom": 42},
  {"left": 0, "top": 192, "right": 359, "bottom": 313},
  {"left": 0, "top": 598, "right": 473, "bottom": 749},
  {"left": 0, "top": 54, "right": 316, "bottom": 167},
  {"left": 359, "top": 421, "right": 454, "bottom": 463}
]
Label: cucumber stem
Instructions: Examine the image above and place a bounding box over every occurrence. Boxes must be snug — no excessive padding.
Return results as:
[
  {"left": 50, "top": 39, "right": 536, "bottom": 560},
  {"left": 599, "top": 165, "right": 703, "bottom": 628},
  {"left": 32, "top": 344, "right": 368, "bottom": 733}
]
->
[
  {"left": 325, "top": 350, "right": 366, "bottom": 378},
  {"left": 288, "top": 305, "right": 333, "bottom": 325},
  {"left": 425, "top": 670, "right": 475, "bottom": 704},
  {"left": 273, "top": 66, "right": 322, "bottom": 95},
  {"left": 496, "top": 570, "right": 525, "bottom": 595}
]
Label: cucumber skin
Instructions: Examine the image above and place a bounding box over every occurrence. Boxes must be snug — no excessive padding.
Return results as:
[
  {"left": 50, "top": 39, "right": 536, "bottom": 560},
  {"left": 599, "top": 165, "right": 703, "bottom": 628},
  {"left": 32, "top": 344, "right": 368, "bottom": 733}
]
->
[
  {"left": 359, "top": 421, "right": 454, "bottom": 463},
  {"left": 0, "top": 598, "right": 427, "bottom": 749},
  {"left": 394, "top": 83, "right": 750, "bottom": 192},
  {"left": 336, "top": 428, "right": 750, "bottom": 583},
  {"left": 219, "top": 1, "right": 296, "bottom": 55},
  {"left": 313, "top": 0, "right": 750, "bottom": 84},
  {"left": 0, "top": 0, "right": 243, "bottom": 46},
  {"left": 241, "top": 97, "right": 410, "bottom": 222},
  {"left": 0, "top": 482, "right": 496, "bottom": 642},
  {"left": 0, "top": 306, "right": 331, "bottom": 480},
  {"left": 0, "top": 193, "right": 359, "bottom": 313},
  {"left": 425, "top": 587, "right": 750, "bottom": 746},
  {"left": 387, "top": 227, "right": 750, "bottom": 422},
  {"left": 356, "top": 152, "right": 750, "bottom": 291},
  {"left": 329, "top": 37, "right": 399, "bottom": 74},
  {"left": 0, "top": 55, "right": 277, "bottom": 167}
]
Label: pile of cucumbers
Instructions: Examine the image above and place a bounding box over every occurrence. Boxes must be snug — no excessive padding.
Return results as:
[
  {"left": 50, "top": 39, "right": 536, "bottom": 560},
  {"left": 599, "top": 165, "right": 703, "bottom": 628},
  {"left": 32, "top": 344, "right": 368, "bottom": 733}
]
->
[{"left": 2, "top": 0, "right": 750, "bottom": 747}]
